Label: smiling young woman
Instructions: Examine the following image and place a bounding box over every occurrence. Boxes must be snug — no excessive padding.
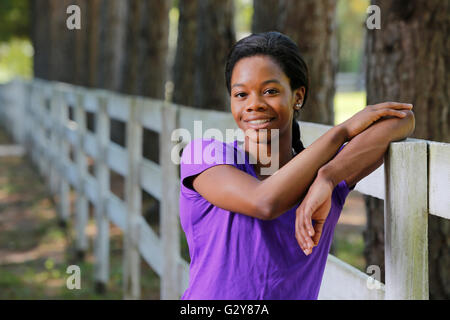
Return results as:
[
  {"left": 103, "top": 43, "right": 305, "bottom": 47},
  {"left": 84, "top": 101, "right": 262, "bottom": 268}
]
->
[{"left": 178, "top": 31, "right": 414, "bottom": 300}]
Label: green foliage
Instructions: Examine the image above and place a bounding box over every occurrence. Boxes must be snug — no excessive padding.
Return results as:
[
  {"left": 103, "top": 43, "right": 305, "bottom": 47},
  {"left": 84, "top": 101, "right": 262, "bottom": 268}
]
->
[
  {"left": 0, "top": 38, "right": 33, "bottom": 83},
  {"left": 0, "top": 0, "right": 30, "bottom": 42},
  {"left": 234, "top": 0, "right": 253, "bottom": 35},
  {"left": 337, "top": 0, "right": 369, "bottom": 72},
  {"left": 334, "top": 91, "right": 366, "bottom": 125}
]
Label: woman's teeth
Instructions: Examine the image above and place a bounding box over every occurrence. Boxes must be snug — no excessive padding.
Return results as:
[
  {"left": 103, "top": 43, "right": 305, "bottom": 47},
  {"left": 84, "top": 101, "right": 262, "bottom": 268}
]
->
[{"left": 248, "top": 119, "right": 272, "bottom": 124}]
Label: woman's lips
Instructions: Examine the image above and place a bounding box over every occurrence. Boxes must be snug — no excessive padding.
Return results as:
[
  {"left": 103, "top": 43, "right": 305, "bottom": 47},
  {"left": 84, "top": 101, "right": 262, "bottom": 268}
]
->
[{"left": 244, "top": 118, "right": 275, "bottom": 129}]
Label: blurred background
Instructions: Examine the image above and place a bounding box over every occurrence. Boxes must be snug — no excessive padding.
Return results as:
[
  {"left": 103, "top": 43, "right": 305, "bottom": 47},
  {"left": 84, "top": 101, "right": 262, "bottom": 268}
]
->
[{"left": 0, "top": 0, "right": 448, "bottom": 299}]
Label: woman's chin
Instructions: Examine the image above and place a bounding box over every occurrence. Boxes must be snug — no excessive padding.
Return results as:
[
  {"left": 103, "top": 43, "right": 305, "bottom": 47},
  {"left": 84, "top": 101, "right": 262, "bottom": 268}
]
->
[{"left": 245, "top": 128, "right": 280, "bottom": 145}]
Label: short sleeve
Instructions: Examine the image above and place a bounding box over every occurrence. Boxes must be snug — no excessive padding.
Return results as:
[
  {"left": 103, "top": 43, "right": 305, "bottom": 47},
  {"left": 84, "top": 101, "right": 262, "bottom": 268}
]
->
[
  {"left": 180, "top": 138, "right": 239, "bottom": 197},
  {"left": 333, "top": 143, "right": 356, "bottom": 207}
]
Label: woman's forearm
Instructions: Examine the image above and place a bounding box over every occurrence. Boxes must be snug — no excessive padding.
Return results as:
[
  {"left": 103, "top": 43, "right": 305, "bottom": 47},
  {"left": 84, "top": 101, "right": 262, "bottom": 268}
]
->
[
  {"left": 317, "top": 110, "right": 415, "bottom": 189},
  {"left": 260, "top": 124, "right": 348, "bottom": 219}
]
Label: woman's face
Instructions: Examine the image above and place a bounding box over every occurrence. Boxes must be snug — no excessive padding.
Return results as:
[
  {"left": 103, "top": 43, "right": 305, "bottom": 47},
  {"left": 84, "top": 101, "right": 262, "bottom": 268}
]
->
[{"left": 230, "top": 55, "right": 304, "bottom": 145}]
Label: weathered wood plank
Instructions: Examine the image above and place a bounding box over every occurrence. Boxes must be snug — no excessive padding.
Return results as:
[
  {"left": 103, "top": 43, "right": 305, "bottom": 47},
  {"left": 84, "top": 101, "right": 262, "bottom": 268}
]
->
[
  {"left": 318, "top": 255, "right": 385, "bottom": 300},
  {"left": 107, "top": 92, "right": 130, "bottom": 122},
  {"left": 138, "top": 97, "right": 163, "bottom": 133},
  {"left": 384, "top": 140, "right": 428, "bottom": 299},
  {"left": 140, "top": 158, "right": 162, "bottom": 200},
  {"left": 107, "top": 141, "right": 128, "bottom": 177},
  {"left": 55, "top": 85, "right": 71, "bottom": 224},
  {"left": 137, "top": 215, "right": 163, "bottom": 276},
  {"left": 123, "top": 98, "right": 142, "bottom": 300},
  {"left": 107, "top": 193, "right": 127, "bottom": 230},
  {"left": 93, "top": 95, "right": 111, "bottom": 287},
  {"left": 428, "top": 141, "right": 450, "bottom": 219},
  {"left": 74, "top": 91, "right": 89, "bottom": 255},
  {"left": 83, "top": 131, "right": 98, "bottom": 160},
  {"left": 160, "top": 102, "right": 181, "bottom": 300}
]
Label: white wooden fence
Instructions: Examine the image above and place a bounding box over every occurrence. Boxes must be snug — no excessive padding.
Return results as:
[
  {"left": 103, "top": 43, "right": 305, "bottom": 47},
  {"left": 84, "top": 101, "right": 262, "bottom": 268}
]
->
[{"left": 0, "top": 78, "right": 448, "bottom": 300}]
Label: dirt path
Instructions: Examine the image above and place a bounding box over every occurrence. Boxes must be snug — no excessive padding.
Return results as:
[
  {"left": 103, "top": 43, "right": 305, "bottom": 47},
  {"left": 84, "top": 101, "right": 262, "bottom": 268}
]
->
[{"left": 0, "top": 128, "right": 160, "bottom": 299}]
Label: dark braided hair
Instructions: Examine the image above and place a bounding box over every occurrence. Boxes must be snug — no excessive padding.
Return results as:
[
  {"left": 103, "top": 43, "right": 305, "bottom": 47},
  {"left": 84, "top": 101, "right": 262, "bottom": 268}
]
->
[{"left": 225, "top": 31, "right": 309, "bottom": 155}]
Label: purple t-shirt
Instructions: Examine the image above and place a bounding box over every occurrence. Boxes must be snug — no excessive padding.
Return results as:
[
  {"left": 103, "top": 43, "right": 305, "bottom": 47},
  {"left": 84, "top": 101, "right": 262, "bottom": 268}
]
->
[{"left": 179, "top": 138, "right": 354, "bottom": 300}]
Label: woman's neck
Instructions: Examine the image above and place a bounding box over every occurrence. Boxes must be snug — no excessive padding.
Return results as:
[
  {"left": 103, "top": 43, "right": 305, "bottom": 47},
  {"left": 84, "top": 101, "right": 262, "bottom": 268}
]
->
[{"left": 245, "top": 135, "right": 294, "bottom": 180}]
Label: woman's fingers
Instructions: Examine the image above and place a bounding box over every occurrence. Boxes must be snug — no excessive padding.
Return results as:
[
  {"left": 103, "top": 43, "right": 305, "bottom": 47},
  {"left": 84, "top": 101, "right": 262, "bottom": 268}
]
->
[
  {"left": 295, "top": 208, "right": 315, "bottom": 255},
  {"left": 295, "top": 212, "right": 306, "bottom": 251},
  {"left": 374, "top": 102, "right": 413, "bottom": 110},
  {"left": 303, "top": 216, "right": 315, "bottom": 248},
  {"left": 377, "top": 109, "right": 408, "bottom": 119},
  {"left": 312, "top": 221, "right": 324, "bottom": 246},
  {"left": 295, "top": 208, "right": 313, "bottom": 255}
]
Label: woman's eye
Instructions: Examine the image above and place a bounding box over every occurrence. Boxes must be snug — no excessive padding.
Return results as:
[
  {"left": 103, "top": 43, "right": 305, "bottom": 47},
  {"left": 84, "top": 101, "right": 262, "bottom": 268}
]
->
[{"left": 265, "top": 89, "right": 278, "bottom": 95}]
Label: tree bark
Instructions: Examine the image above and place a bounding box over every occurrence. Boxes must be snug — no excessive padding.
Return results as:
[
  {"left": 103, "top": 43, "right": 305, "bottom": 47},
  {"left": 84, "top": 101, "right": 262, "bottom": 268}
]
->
[
  {"left": 252, "top": 0, "right": 338, "bottom": 125},
  {"left": 172, "top": 0, "right": 198, "bottom": 107},
  {"left": 121, "top": 0, "right": 169, "bottom": 99},
  {"left": 31, "top": 0, "right": 52, "bottom": 80},
  {"left": 365, "top": 0, "right": 450, "bottom": 299},
  {"left": 194, "top": 0, "right": 235, "bottom": 111},
  {"left": 73, "top": 0, "right": 89, "bottom": 87},
  {"left": 277, "top": 0, "right": 338, "bottom": 125},
  {"left": 251, "top": 0, "right": 281, "bottom": 33}
]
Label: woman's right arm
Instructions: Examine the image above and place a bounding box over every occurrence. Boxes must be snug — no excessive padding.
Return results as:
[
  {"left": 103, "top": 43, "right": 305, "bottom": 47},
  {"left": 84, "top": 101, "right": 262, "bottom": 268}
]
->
[{"left": 191, "top": 102, "right": 413, "bottom": 220}]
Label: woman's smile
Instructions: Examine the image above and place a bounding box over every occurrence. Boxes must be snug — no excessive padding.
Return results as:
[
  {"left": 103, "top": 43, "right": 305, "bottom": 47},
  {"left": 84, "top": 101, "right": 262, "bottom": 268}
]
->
[{"left": 244, "top": 116, "right": 276, "bottom": 129}]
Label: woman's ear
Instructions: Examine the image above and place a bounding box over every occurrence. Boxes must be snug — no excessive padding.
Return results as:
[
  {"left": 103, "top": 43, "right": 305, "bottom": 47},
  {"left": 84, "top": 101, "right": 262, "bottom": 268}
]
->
[
  {"left": 293, "top": 87, "right": 306, "bottom": 109},
  {"left": 293, "top": 87, "right": 305, "bottom": 105}
]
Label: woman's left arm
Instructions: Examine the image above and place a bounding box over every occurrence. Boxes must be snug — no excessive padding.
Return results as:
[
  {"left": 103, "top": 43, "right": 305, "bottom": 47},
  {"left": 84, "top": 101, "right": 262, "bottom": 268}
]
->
[
  {"left": 295, "top": 110, "right": 415, "bottom": 255},
  {"left": 319, "top": 109, "right": 415, "bottom": 189}
]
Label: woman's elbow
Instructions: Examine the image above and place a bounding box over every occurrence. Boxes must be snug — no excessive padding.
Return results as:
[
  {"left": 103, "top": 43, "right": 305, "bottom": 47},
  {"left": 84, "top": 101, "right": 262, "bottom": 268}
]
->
[
  {"left": 406, "top": 110, "right": 415, "bottom": 136},
  {"left": 390, "top": 109, "right": 415, "bottom": 142},
  {"left": 254, "top": 196, "right": 277, "bottom": 221}
]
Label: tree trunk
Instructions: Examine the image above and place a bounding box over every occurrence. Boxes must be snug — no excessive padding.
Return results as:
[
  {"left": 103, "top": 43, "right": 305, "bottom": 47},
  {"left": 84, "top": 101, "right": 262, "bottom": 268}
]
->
[
  {"left": 74, "top": 0, "right": 89, "bottom": 87},
  {"left": 194, "top": 0, "right": 235, "bottom": 111},
  {"left": 251, "top": 0, "right": 281, "bottom": 33},
  {"left": 251, "top": 0, "right": 338, "bottom": 125},
  {"left": 277, "top": 0, "right": 338, "bottom": 125},
  {"left": 365, "top": 0, "right": 449, "bottom": 299},
  {"left": 172, "top": 0, "right": 198, "bottom": 107},
  {"left": 121, "top": 0, "right": 169, "bottom": 99},
  {"left": 31, "top": 0, "right": 52, "bottom": 80}
]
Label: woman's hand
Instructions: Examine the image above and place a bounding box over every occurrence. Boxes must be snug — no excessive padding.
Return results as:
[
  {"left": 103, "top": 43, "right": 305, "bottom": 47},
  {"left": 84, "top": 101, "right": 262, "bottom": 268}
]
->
[
  {"left": 340, "top": 102, "right": 413, "bottom": 140},
  {"left": 295, "top": 175, "right": 334, "bottom": 256}
]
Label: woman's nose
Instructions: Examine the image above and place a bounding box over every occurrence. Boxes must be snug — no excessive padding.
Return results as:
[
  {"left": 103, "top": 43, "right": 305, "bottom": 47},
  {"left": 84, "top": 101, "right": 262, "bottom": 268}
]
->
[{"left": 245, "top": 94, "right": 267, "bottom": 112}]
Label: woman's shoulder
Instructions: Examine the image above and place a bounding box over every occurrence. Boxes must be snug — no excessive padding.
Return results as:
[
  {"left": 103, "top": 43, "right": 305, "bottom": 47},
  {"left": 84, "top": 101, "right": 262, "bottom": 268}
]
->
[{"left": 180, "top": 137, "right": 241, "bottom": 166}]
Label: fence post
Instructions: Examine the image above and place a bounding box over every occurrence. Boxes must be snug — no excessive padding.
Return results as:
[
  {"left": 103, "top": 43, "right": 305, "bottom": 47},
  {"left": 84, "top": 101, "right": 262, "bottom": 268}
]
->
[
  {"left": 36, "top": 84, "right": 46, "bottom": 178},
  {"left": 74, "top": 90, "right": 89, "bottom": 258},
  {"left": 94, "top": 93, "right": 110, "bottom": 292},
  {"left": 41, "top": 85, "right": 52, "bottom": 185},
  {"left": 11, "top": 79, "right": 26, "bottom": 145},
  {"left": 384, "top": 139, "right": 428, "bottom": 299},
  {"left": 57, "top": 88, "right": 71, "bottom": 226},
  {"left": 49, "top": 85, "right": 60, "bottom": 196},
  {"left": 28, "top": 83, "right": 37, "bottom": 166},
  {"left": 160, "top": 103, "right": 181, "bottom": 300},
  {"left": 124, "top": 97, "right": 142, "bottom": 299}
]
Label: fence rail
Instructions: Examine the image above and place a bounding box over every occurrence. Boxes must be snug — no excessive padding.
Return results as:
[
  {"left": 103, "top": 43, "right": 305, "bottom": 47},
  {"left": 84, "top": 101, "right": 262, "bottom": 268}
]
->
[{"left": 0, "top": 78, "right": 448, "bottom": 300}]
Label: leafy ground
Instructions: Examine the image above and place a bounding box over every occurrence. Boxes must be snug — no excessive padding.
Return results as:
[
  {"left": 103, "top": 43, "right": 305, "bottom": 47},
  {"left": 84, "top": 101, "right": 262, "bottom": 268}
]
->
[{"left": 0, "top": 128, "right": 160, "bottom": 299}]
